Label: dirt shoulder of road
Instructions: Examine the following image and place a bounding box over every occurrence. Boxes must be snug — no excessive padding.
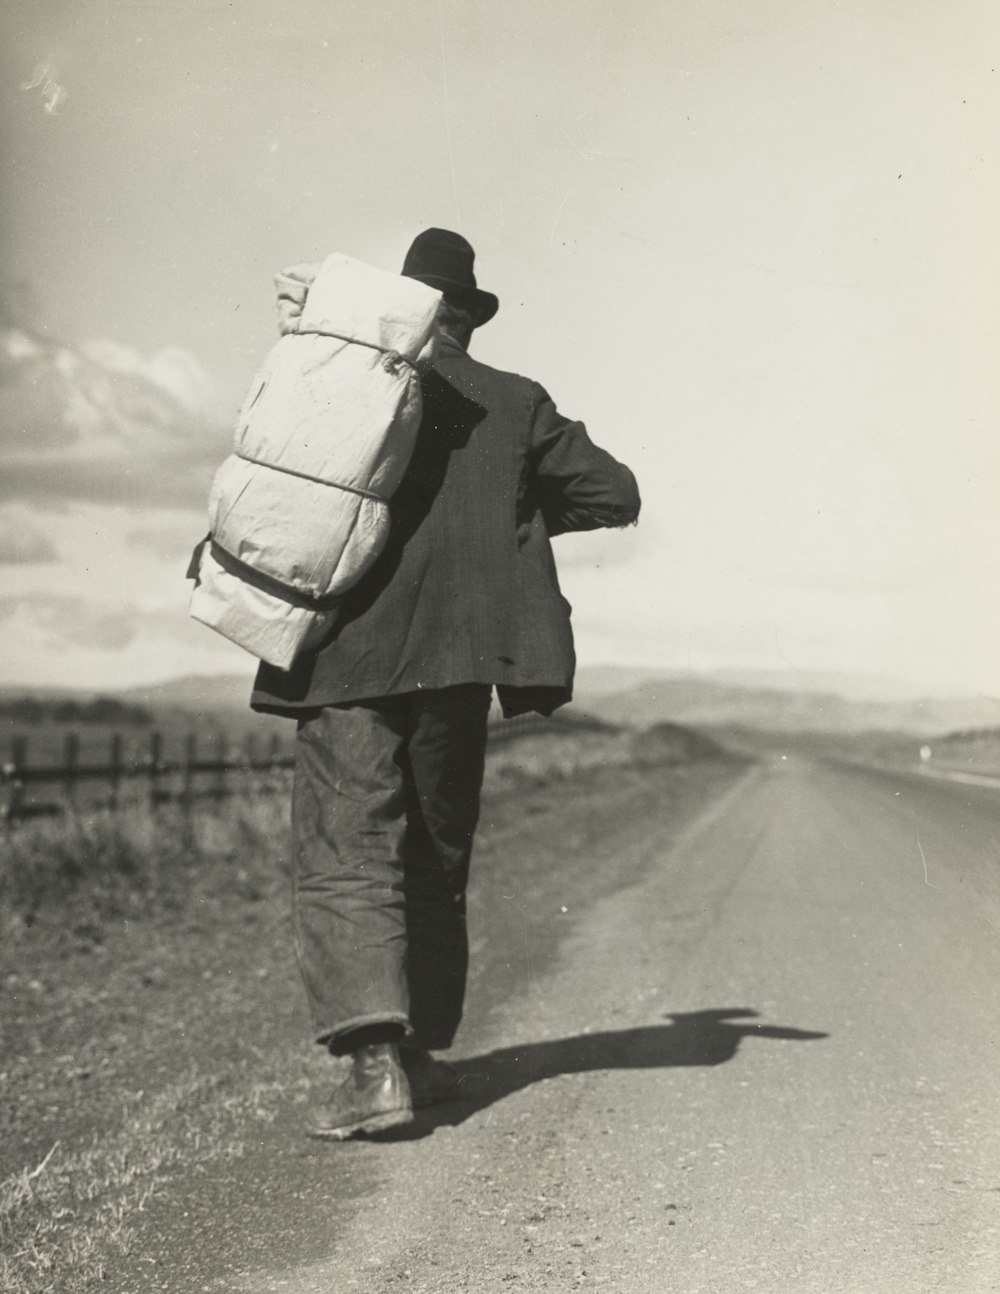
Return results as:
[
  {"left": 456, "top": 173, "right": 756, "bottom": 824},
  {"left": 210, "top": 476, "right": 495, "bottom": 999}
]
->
[{"left": 0, "top": 734, "right": 750, "bottom": 1294}]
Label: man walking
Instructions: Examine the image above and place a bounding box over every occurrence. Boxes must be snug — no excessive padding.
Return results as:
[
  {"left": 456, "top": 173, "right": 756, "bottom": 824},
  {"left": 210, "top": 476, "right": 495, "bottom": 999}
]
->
[{"left": 252, "top": 228, "right": 640, "bottom": 1139}]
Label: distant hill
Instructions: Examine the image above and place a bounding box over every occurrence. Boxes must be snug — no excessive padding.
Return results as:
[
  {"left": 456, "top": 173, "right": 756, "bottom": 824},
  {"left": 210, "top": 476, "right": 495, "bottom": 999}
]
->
[
  {"left": 676, "top": 668, "right": 955, "bottom": 705},
  {"left": 127, "top": 669, "right": 1000, "bottom": 736},
  {"left": 6, "top": 668, "right": 998, "bottom": 738},
  {"left": 573, "top": 672, "right": 1000, "bottom": 737},
  {"left": 573, "top": 666, "right": 983, "bottom": 706},
  {"left": 120, "top": 673, "right": 257, "bottom": 715}
]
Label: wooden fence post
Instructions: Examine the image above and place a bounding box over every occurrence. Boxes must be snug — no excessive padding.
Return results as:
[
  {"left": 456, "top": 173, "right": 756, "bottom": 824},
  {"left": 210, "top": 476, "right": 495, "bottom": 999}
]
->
[
  {"left": 5, "top": 735, "right": 28, "bottom": 823},
  {"left": 215, "top": 732, "right": 227, "bottom": 798},
  {"left": 149, "top": 730, "right": 163, "bottom": 809},
  {"left": 182, "top": 732, "right": 197, "bottom": 811},
  {"left": 109, "top": 732, "right": 123, "bottom": 811},
  {"left": 267, "top": 731, "right": 282, "bottom": 791},
  {"left": 63, "top": 732, "right": 79, "bottom": 812}
]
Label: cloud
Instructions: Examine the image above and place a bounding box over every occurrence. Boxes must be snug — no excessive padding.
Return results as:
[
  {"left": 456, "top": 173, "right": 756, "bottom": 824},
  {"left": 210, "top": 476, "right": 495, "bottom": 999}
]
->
[
  {"left": 1, "top": 593, "right": 139, "bottom": 650},
  {"left": 20, "top": 60, "right": 68, "bottom": 115},
  {"left": 0, "top": 510, "right": 58, "bottom": 564},
  {"left": 127, "top": 520, "right": 205, "bottom": 561},
  {"left": 0, "top": 324, "right": 231, "bottom": 508},
  {"left": 2, "top": 587, "right": 213, "bottom": 649}
]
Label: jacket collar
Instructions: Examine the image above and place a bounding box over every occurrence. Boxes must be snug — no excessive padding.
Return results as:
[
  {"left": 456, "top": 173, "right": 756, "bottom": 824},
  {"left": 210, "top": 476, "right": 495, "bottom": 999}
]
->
[{"left": 436, "top": 332, "right": 469, "bottom": 362}]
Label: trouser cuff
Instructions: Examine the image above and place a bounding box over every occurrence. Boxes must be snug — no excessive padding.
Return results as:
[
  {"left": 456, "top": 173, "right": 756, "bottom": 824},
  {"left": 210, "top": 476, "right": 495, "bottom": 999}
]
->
[{"left": 320, "top": 1012, "right": 410, "bottom": 1056}]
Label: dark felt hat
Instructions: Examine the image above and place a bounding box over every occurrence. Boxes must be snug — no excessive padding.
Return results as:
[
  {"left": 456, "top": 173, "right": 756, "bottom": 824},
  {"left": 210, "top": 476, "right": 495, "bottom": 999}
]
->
[{"left": 401, "top": 228, "right": 499, "bottom": 327}]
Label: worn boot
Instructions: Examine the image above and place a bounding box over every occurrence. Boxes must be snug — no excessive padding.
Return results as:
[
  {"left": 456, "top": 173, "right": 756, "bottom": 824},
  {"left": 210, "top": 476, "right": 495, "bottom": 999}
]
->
[
  {"left": 399, "top": 1041, "right": 461, "bottom": 1108},
  {"left": 306, "top": 1043, "right": 413, "bottom": 1140}
]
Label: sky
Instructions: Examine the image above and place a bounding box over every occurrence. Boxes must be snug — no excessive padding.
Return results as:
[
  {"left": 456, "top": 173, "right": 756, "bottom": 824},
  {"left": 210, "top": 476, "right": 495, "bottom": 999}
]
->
[{"left": 1, "top": 0, "right": 998, "bottom": 697}]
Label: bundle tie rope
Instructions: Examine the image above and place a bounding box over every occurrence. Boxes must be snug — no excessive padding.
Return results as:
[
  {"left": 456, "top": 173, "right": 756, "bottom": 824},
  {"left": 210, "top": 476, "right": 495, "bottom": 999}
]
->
[
  {"left": 206, "top": 538, "right": 343, "bottom": 612},
  {"left": 234, "top": 451, "right": 388, "bottom": 504},
  {"left": 294, "top": 328, "right": 421, "bottom": 373}
]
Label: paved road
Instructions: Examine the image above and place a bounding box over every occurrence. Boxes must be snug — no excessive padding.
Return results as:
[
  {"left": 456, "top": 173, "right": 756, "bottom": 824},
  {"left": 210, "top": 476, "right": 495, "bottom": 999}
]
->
[{"left": 233, "top": 754, "right": 1000, "bottom": 1294}]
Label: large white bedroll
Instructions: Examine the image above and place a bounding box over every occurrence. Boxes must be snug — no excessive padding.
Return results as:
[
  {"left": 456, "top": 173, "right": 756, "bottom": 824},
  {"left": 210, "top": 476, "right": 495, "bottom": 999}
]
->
[{"left": 189, "top": 253, "right": 441, "bottom": 668}]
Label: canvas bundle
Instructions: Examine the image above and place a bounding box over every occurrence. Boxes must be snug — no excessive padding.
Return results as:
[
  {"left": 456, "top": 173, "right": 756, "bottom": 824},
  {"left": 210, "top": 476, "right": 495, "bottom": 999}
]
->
[{"left": 189, "top": 253, "right": 441, "bottom": 668}]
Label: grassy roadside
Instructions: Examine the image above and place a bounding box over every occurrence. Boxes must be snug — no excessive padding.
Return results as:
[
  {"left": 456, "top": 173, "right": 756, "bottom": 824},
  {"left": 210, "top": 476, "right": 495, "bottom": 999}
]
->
[
  {"left": 0, "top": 725, "right": 746, "bottom": 1294},
  {"left": 1, "top": 783, "right": 302, "bottom": 1292},
  {"left": 1, "top": 1069, "right": 286, "bottom": 1290},
  {"left": 1, "top": 776, "right": 293, "bottom": 950}
]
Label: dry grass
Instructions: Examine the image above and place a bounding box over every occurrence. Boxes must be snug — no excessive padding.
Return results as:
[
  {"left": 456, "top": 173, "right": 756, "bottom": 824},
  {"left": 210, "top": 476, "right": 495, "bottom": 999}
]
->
[
  {"left": 0, "top": 777, "right": 292, "bottom": 953},
  {"left": 1, "top": 728, "right": 642, "bottom": 948},
  {"left": 483, "top": 725, "right": 637, "bottom": 792},
  {"left": 0, "top": 1063, "right": 299, "bottom": 1294},
  {"left": 931, "top": 728, "right": 1000, "bottom": 772},
  {"left": 0, "top": 786, "right": 301, "bottom": 1291}
]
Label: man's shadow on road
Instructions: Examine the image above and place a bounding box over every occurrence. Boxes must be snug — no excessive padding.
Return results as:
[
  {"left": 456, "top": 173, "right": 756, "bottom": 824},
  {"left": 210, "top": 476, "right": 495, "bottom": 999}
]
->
[{"left": 393, "top": 1008, "right": 828, "bottom": 1139}]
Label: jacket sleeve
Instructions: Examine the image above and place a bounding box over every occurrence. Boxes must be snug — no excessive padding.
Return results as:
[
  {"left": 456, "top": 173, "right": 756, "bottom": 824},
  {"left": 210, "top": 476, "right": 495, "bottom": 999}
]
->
[{"left": 527, "top": 387, "right": 641, "bottom": 536}]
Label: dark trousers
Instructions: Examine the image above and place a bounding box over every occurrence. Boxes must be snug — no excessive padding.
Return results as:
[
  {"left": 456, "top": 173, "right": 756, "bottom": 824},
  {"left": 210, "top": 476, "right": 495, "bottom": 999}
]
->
[{"left": 291, "top": 685, "right": 492, "bottom": 1054}]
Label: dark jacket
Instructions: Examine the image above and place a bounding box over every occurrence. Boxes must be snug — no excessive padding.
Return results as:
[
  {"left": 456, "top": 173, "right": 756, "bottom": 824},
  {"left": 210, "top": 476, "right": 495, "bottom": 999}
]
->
[{"left": 251, "top": 334, "right": 640, "bottom": 717}]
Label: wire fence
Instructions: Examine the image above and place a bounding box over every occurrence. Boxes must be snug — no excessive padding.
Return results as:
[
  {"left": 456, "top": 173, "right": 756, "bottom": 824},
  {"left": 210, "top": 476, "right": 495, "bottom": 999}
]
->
[
  {"left": 1, "top": 729, "right": 293, "bottom": 822},
  {"left": 0, "top": 710, "right": 595, "bottom": 823}
]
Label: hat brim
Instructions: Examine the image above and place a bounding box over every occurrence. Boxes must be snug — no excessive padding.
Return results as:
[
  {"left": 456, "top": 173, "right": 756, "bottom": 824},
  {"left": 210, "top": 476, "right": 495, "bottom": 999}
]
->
[{"left": 405, "top": 273, "right": 498, "bottom": 327}]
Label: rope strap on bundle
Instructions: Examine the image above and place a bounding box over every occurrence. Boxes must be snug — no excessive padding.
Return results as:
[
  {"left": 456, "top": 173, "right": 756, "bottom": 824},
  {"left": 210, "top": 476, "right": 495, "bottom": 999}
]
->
[
  {"left": 234, "top": 451, "right": 388, "bottom": 503},
  {"left": 205, "top": 538, "right": 344, "bottom": 612},
  {"left": 294, "top": 330, "right": 420, "bottom": 373}
]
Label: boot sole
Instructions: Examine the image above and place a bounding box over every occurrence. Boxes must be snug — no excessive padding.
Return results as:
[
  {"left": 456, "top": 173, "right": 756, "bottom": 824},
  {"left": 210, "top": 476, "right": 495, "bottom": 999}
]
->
[{"left": 307, "top": 1105, "right": 414, "bottom": 1141}]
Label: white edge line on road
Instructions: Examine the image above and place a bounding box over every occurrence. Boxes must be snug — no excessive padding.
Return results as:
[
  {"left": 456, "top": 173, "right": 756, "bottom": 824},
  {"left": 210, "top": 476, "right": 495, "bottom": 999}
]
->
[{"left": 917, "top": 767, "right": 1000, "bottom": 790}]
